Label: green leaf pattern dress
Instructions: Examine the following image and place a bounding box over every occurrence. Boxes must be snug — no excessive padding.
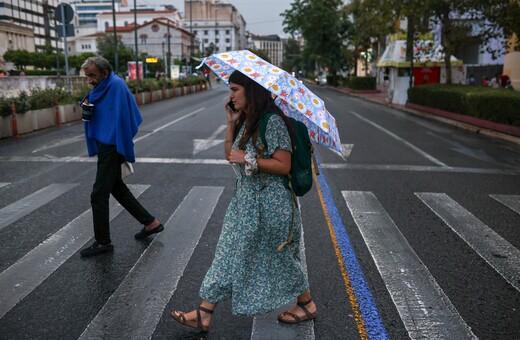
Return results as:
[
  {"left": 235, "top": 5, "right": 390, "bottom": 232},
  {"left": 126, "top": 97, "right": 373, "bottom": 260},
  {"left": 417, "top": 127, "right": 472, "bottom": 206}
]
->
[{"left": 199, "top": 114, "right": 309, "bottom": 317}]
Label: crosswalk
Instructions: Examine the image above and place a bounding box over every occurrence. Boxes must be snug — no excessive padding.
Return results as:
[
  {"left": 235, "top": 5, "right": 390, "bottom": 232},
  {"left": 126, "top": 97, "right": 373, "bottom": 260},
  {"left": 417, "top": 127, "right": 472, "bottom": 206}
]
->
[{"left": 0, "top": 183, "right": 519, "bottom": 339}]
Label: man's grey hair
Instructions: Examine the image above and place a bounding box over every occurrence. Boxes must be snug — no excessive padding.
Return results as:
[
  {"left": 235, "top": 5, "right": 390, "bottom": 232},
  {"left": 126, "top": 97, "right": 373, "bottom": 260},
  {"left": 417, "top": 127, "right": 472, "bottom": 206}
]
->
[{"left": 81, "top": 55, "right": 113, "bottom": 73}]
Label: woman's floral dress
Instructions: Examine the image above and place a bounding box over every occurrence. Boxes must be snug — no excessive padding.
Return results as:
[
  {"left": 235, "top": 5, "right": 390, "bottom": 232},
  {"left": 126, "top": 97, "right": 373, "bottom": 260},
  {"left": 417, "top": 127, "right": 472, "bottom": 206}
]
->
[{"left": 199, "top": 113, "right": 309, "bottom": 317}]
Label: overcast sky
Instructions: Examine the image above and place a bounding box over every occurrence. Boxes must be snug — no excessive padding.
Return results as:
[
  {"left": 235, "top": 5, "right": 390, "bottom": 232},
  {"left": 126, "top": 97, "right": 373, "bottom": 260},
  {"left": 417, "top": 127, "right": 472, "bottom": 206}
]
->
[{"left": 139, "top": 0, "right": 294, "bottom": 36}]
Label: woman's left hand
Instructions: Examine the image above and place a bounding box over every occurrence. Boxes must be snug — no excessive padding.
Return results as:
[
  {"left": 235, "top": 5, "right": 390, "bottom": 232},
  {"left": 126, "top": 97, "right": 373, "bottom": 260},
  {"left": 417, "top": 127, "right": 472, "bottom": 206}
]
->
[{"left": 228, "top": 150, "right": 245, "bottom": 164}]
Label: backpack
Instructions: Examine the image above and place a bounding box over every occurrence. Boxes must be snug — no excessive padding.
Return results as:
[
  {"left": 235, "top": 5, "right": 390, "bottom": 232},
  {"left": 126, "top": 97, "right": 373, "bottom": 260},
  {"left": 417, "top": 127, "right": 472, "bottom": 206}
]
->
[{"left": 259, "top": 112, "right": 318, "bottom": 196}]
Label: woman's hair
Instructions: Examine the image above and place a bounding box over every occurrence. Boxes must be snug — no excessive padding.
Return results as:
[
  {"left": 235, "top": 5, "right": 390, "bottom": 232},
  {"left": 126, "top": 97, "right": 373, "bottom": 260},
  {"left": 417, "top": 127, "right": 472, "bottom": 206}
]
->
[
  {"left": 81, "top": 55, "right": 113, "bottom": 74},
  {"left": 229, "top": 70, "right": 293, "bottom": 151}
]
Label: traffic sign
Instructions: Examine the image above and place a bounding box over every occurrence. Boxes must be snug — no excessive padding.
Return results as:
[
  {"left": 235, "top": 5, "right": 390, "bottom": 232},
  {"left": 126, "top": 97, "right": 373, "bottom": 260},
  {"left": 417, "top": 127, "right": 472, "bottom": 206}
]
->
[
  {"left": 146, "top": 57, "right": 158, "bottom": 63},
  {"left": 55, "top": 3, "right": 74, "bottom": 24}
]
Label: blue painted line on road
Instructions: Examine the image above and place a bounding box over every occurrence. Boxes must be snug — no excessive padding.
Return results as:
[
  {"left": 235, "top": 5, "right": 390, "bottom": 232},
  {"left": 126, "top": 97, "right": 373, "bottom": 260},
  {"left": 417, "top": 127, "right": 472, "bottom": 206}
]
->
[{"left": 316, "top": 160, "right": 388, "bottom": 340}]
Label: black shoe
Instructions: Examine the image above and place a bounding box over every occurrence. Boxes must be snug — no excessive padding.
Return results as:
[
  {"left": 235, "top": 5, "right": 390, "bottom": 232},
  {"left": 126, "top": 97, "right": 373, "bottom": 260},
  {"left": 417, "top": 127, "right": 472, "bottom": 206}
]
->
[
  {"left": 134, "top": 224, "right": 164, "bottom": 239},
  {"left": 80, "top": 241, "right": 114, "bottom": 257}
]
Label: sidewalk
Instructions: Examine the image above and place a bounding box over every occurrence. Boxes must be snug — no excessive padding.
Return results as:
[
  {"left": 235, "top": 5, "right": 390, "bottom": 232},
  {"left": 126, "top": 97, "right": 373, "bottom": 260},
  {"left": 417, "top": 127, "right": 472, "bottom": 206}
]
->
[{"left": 331, "top": 84, "right": 520, "bottom": 146}]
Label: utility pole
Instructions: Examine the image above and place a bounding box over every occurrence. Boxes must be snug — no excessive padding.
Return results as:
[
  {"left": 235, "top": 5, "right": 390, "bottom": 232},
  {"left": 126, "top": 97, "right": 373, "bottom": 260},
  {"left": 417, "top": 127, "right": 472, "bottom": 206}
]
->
[
  {"left": 111, "top": 0, "right": 118, "bottom": 74},
  {"left": 134, "top": 0, "right": 139, "bottom": 80},
  {"left": 167, "top": 23, "right": 171, "bottom": 78},
  {"left": 189, "top": 0, "right": 193, "bottom": 73}
]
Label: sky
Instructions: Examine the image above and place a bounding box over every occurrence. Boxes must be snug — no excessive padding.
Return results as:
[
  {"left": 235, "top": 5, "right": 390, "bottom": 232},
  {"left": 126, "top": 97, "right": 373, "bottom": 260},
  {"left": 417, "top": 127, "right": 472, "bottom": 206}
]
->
[{"left": 139, "top": 0, "right": 294, "bottom": 37}]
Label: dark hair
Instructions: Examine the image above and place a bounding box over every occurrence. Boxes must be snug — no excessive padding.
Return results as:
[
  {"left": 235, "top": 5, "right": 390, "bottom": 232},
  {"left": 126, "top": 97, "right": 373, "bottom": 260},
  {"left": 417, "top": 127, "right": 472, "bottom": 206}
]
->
[{"left": 229, "top": 70, "right": 294, "bottom": 151}]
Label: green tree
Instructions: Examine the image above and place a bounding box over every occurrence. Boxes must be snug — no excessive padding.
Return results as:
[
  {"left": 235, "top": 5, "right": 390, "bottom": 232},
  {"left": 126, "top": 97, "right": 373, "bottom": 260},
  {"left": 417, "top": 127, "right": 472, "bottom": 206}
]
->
[
  {"left": 282, "top": 0, "right": 348, "bottom": 84},
  {"left": 96, "top": 33, "right": 134, "bottom": 73},
  {"left": 3, "top": 49, "right": 32, "bottom": 70},
  {"left": 479, "top": 0, "right": 520, "bottom": 52},
  {"left": 282, "top": 38, "right": 303, "bottom": 74}
]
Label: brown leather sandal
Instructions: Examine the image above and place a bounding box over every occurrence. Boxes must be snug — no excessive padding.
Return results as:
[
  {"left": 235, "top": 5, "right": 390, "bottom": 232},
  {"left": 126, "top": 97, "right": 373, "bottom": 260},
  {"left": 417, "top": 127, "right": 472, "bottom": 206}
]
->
[
  {"left": 171, "top": 306, "right": 214, "bottom": 332},
  {"left": 278, "top": 299, "right": 317, "bottom": 324}
]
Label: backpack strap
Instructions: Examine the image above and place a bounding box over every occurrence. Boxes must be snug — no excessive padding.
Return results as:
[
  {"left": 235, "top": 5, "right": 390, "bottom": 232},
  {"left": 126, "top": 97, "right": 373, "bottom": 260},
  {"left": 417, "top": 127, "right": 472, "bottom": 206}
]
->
[{"left": 259, "top": 112, "right": 276, "bottom": 154}]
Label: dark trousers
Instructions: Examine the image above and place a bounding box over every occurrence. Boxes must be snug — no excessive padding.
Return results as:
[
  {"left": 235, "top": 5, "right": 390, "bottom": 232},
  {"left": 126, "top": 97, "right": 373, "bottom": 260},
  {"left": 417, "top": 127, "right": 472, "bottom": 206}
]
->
[{"left": 91, "top": 143, "right": 154, "bottom": 245}]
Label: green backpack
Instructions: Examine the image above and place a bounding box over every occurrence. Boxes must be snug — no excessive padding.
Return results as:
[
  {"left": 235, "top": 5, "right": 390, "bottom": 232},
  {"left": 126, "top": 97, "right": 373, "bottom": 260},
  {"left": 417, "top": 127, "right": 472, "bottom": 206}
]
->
[{"left": 259, "top": 112, "right": 318, "bottom": 196}]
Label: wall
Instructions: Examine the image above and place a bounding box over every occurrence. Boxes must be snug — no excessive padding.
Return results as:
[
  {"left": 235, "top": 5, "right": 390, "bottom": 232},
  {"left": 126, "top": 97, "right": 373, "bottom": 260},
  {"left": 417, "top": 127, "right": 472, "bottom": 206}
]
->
[{"left": 0, "top": 76, "right": 88, "bottom": 98}]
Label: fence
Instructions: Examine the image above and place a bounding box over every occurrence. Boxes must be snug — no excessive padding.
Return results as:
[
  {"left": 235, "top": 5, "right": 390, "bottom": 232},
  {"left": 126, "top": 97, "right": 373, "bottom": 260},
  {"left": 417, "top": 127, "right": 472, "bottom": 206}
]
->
[{"left": 465, "top": 64, "right": 503, "bottom": 85}]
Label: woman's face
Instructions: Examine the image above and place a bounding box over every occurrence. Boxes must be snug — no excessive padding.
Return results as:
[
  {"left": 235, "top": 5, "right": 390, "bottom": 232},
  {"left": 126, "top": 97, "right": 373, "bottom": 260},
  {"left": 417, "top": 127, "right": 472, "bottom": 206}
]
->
[{"left": 229, "top": 82, "right": 246, "bottom": 112}]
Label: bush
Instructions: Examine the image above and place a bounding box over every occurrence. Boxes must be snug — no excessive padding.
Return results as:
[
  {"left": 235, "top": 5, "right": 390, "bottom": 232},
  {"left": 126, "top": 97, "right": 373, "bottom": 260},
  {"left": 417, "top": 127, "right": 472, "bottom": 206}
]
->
[
  {"left": 347, "top": 76, "right": 376, "bottom": 90},
  {"left": 408, "top": 84, "right": 520, "bottom": 127}
]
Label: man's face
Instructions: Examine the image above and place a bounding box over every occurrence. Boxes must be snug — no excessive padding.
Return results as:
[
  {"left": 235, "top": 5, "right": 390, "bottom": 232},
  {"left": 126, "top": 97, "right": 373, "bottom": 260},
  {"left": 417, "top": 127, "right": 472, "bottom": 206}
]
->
[{"left": 84, "top": 64, "right": 108, "bottom": 88}]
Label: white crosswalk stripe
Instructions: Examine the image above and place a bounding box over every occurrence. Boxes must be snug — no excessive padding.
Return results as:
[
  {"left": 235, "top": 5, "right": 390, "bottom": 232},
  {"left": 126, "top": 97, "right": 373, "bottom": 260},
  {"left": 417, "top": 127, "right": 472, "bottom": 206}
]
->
[
  {"left": 1, "top": 181, "right": 518, "bottom": 339},
  {"left": 342, "top": 191, "right": 477, "bottom": 340},
  {"left": 0, "top": 183, "right": 78, "bottom": 231},
  {"left": 79, "top": 186, "right": 224, "bottom": 339},
  {"left": 490, "top": 194, "right": 520, "bottom": 215},
  {"left": 417, "top": 192, "right": 520, "bottom": 292},
  {"left": 0, "top": 185, "right": 150, "bottom": 319}
]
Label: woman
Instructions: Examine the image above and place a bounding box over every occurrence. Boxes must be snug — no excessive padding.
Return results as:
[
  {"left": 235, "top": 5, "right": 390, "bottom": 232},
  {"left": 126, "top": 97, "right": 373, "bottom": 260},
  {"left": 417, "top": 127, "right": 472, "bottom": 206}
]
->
[{"left": 171, "top": 70, "right": 317, "bottom": 331}]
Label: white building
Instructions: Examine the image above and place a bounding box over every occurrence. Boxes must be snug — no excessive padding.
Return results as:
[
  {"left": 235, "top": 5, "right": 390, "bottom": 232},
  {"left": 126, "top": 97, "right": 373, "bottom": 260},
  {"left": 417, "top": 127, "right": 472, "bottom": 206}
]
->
[
  {"left": 248, "top": 34, "right": 285, "bottom": 67},
  {"left": 183, "top": 0, "right": 247, "bottom": 54},
  {"left": 0, "top": 0, "right": 60, "bottom": 52}
]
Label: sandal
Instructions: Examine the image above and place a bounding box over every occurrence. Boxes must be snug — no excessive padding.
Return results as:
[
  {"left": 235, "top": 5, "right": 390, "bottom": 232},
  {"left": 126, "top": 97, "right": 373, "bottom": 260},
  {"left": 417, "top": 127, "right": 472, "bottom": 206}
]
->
[
  {"left": 171, "top": 306, "right": 214, "bottom": 332},
  {"left": 278, "top": 299, "right": 317, "bottom": 324}
]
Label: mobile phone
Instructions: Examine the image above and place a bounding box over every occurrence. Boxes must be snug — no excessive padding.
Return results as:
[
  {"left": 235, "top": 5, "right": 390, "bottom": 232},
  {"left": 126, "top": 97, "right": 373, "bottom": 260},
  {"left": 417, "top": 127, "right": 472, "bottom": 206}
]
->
[{"left": 227, "top": 100, "right": 237, "bottom": 112}]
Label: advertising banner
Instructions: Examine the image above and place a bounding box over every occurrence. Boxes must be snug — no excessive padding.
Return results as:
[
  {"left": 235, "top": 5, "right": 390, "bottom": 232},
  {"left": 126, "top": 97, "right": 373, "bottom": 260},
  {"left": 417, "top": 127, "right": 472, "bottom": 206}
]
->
[{"left": 128, "top": 61, "right": 144, "bottom": 80}]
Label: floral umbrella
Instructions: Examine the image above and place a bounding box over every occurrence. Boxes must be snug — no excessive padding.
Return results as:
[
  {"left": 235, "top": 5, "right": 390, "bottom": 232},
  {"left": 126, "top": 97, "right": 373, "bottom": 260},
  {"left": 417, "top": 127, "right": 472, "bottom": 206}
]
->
[{"left": 197, "top": 50, "right": 343, "bottom": 155}]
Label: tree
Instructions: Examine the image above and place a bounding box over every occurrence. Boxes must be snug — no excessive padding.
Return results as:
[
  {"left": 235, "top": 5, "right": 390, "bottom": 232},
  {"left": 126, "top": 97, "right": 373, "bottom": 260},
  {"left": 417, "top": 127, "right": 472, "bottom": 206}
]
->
[
  {"left": 96, "top": 34, "right": 134, "bottom": 73},
  {"left": 3, "top": 50, "right": 32, "bottom": 70},
  {"left": 282, "top": 0, "right": 347, "bottom": 83},
  {"left": 282, "top": 38, "right": 303, "bottom": 74},
  {"left": 479, "top": 0, "right": 520, "bottom": 52}
]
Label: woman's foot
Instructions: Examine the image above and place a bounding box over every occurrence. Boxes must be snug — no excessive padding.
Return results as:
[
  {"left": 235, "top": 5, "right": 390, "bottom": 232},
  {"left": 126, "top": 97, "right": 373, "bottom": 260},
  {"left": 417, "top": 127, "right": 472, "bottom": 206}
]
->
[
  {"left": 171, "top": 306, "right": 214, "bottom": 332},
  {"left": 278, "top": 298, "right": 317, "bottom": 324}
]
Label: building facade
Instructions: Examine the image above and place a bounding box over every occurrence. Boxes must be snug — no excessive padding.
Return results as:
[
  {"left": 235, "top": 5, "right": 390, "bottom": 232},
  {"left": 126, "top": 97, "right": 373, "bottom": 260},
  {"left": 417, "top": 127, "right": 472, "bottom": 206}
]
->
[
  {"left": 0, "top": 21, "right": 36, "bottom": 71},
  {"left": 183, "top": 0, "right": 246, "bottom": 55},
  {"left": 248, "top": 34, "right": 285, "bottom": 67}
]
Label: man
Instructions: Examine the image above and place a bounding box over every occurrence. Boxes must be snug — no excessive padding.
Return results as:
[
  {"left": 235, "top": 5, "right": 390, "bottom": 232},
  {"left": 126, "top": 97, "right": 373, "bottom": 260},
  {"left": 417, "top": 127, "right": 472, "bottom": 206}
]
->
[{"left": 79, "top": 55, "right": 163, "bottom": 257}]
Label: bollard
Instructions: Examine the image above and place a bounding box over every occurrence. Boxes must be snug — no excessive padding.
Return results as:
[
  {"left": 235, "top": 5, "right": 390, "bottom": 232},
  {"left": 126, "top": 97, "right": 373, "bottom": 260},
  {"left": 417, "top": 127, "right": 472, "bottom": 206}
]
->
[
  {"left": 10, "top": 103, "right": 18, "bottom": 138},
  {"left": 54, "top": 99, "right": 61, "bottom": 126}
]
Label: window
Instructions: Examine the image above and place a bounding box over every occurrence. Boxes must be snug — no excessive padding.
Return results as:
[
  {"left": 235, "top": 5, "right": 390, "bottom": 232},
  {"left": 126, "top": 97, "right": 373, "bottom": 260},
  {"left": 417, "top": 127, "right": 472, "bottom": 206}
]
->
[
  {"left": 225, "top": 38, "right": 230, "bottom": 43},
  {"left": 215, "top": 30, "right": 219, "bottom": 35},
  {"left": 105, "top": 22, "right": 109, "bottom": 30},
  {"left": 226, "top": 30, "right": 230, "bottom": 35},
  {"left": 204, "top": 30, "right": 208, "bottom": 35}
]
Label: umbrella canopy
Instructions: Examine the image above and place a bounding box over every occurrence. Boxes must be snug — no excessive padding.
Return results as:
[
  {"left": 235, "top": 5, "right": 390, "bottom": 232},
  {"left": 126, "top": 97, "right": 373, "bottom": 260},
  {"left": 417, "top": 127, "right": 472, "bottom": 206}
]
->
[{"left": 197, "top": 50, "right": 343, "bottom": 155}]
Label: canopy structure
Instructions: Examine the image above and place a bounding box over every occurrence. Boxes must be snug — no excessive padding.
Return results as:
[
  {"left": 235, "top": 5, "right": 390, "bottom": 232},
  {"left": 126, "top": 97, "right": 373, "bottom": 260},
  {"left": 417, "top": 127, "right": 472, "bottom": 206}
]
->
[{"left": 378, "top": 40, "right": 463, "bottom": 68}]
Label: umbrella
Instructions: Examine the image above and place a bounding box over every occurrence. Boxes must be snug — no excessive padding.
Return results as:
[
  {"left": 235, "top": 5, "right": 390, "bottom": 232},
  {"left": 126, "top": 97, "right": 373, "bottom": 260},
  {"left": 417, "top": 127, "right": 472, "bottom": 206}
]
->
[{"left": 197, "top": 50, "right": 343, "bottom": 155}]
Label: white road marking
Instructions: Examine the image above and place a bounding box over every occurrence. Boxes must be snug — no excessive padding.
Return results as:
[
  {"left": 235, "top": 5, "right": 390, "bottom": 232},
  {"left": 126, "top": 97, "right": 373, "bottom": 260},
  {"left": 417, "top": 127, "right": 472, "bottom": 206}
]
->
[
  {"left": 343, "top": 191, "right": 476, "bottom": 340},
  {"left": 350, "top": 110, "right": 448, "bottom": 167},
  {"left": 134, "top": 107, "right": 205, "bottom": 143},
  {"left": 417, "top": 192, "right": 520, "bottom": 292},
  {"left": 32, "top": 134, "right": 84, "bottom": 153},
  {"left": 0, "top": 183, "right": 78, "bottom": 231},
  {"left": 490, "top": 194, "right": 520, "bottom": 215},
  {"left": 193, "top": 124, "right": 227, "bottom": 155},
  {"left": 0, "top": 185, "right": 150, "bottom": 319},
  {"left": 79, "top": 186, "right": 224, "bottom": 340}
]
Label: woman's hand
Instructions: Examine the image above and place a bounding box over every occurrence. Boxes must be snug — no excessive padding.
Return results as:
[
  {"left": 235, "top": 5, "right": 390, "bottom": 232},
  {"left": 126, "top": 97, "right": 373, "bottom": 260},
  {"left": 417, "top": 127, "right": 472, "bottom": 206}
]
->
[
  {"left": 225, "top": 103, "right": 241, "bottom": 124},
  {"left": 228, "top": 149, "right": 246, "bottom": 164}
]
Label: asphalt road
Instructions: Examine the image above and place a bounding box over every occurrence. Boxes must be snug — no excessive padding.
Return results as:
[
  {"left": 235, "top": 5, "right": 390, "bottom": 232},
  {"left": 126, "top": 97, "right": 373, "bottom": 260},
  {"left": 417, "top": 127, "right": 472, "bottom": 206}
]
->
[{"left": 0, "top": 81, "right": 519, "bottom": 340}]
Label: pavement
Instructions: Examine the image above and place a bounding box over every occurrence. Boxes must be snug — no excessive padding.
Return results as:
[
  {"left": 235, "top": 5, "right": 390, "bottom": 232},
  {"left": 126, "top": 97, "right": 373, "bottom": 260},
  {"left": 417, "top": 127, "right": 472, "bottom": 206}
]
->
[{"left": 329, "top": 84, "right": 520, "bottom": 146}]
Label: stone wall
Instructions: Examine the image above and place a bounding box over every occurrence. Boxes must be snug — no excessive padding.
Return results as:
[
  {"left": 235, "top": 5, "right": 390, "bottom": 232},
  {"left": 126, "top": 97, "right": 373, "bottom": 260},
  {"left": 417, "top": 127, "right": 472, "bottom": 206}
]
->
[{"left": 0, "top": 76, "right": 88, "bottom": 98}]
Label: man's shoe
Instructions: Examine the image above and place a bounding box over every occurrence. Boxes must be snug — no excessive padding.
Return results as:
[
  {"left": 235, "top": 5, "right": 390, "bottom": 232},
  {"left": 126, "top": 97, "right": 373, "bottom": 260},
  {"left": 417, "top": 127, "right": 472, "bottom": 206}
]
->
[
  {"left": 134, "top": 224, "right": 164, "bottom": 239},
  {"left": 80, "top": 242, "right": 114, "bottom": 257}
]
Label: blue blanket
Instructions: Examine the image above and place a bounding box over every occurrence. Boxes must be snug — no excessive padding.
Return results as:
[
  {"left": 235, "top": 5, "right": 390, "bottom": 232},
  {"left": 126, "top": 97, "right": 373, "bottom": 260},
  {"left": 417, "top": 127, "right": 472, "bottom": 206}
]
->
[{"left": 83, "top": 72, "right": 142, "bottom": 163}]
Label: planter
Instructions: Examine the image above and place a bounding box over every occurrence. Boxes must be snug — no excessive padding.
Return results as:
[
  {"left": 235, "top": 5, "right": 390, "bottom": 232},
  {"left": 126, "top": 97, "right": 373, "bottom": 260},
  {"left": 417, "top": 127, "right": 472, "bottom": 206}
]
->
[
  {"left": 151, "top": 90, "right": 162, "bottom": 102},
  {"left": 59, "top": 103, "right": 81, "bottom": 123},
  {"left": 31, "top": 107, "right": 56, "bottom": 131},
  {"left": 0, "top": 115, "right": 12, "bottom": 139}
]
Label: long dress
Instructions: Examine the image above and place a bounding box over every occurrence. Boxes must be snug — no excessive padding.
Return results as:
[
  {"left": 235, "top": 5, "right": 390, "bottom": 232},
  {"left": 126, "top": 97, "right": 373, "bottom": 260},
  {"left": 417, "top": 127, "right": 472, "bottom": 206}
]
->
[{"left": 199, "top": 113, "right": 309, "bottom": 317}]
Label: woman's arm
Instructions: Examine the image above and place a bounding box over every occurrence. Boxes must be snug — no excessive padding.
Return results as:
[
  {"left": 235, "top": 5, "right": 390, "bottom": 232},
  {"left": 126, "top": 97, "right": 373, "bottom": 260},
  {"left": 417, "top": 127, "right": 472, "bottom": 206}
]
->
[{"left": 228, "top": 149, "right": 291, "bottom": 175}]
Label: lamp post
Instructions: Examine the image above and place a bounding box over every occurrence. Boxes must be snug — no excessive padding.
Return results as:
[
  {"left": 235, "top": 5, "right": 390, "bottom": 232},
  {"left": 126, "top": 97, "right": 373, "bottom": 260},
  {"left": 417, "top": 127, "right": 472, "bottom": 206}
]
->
[
  {"left": 111, "top": 0, "right": 118, "bottom": 74},
  {"left": 134, "top": 0, "right": 139, "bottom": 80}
]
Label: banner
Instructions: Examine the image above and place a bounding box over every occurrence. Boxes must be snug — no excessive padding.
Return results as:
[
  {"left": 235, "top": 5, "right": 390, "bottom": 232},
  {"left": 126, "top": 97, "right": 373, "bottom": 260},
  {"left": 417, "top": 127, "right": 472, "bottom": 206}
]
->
[{"left": 128, "top": 61, "right": 144, "bottom": 80}]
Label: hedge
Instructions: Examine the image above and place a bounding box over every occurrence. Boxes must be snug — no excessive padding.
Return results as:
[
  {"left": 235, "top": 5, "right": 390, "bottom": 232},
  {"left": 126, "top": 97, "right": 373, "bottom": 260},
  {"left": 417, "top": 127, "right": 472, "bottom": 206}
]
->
[
  {"left": 408, "top": 84, "right": 520, "bottom": 127},
  {"left": 347, "top": 76, "right": 377, "bottom": 90}
]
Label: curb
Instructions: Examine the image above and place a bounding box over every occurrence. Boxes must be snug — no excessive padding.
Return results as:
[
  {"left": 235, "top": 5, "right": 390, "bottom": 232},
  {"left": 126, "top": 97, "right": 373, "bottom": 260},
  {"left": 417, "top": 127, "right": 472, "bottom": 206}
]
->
[{"left": 330, "top": 85, "right": 520, "bottom": 146}]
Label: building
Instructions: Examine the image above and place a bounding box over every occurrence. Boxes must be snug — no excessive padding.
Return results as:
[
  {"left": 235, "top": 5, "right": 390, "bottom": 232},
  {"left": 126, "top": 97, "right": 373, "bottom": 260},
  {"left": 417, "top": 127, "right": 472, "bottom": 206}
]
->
[
  {"left": 183, "top": 0, "right": 246, "bottom": 55},
  {"left": 248, "top": 34, "right": 285, "bottom": 67},
  {"left": 0, "top": 21, "right": 36, "bottom": 71},
  {"left": 0, "top": 0, "right": 59, "bottom": 52},
  {"left": 106, "top": 18, "right": 199, "bottom": 68}
]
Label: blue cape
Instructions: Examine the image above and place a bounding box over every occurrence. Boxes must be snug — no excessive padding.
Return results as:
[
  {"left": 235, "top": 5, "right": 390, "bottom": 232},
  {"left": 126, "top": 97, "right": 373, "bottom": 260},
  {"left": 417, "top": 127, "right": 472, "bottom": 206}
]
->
[{"left": 83, "top": 72, "right": 142, "bottom": 162}]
